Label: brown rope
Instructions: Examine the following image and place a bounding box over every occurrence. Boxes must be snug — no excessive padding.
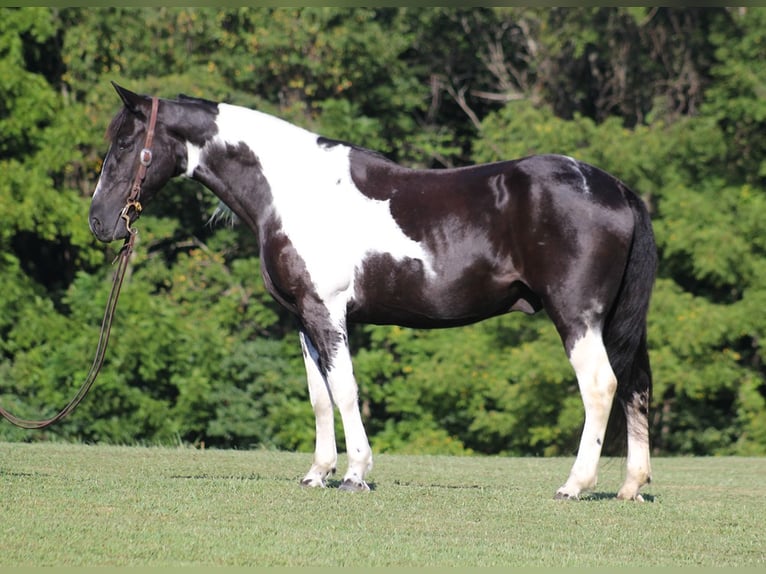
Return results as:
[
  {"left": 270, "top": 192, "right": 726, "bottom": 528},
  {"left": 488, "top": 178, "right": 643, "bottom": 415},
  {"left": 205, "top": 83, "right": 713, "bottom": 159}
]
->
[{"left": 0, "top": 232, "right": 136, "bottom": 429}]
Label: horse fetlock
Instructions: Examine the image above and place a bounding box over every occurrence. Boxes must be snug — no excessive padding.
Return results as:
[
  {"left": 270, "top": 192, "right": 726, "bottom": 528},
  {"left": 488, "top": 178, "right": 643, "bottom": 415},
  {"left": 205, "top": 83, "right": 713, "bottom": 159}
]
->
[
  {"left": 628, "top": 464, "right": 652, "bottom": 486},
  {"left": 300, "top": 463, "right": 336, "bottom": 488},
  {"left": 556, "top": 469, "right": 597, "bottom": 500},
  {"left": 345, "top": 444, "right": 373, "bottom": 474},
  {"left": 617, "top": 476, "right": 649, "bottom": 501}
]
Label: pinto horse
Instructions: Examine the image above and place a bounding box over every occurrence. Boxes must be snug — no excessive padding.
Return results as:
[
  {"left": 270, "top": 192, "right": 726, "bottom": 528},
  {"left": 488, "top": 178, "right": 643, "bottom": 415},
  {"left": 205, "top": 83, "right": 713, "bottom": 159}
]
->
[{"left": 90, "top": 83, "right": 656, "bottom": 500}]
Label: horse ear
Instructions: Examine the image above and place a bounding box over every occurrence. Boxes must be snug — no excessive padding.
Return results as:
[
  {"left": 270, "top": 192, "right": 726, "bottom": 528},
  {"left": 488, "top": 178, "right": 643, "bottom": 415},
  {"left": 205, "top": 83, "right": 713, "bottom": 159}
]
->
[{"left": 111, "top": 81, "right": 147, "bottom": 116}]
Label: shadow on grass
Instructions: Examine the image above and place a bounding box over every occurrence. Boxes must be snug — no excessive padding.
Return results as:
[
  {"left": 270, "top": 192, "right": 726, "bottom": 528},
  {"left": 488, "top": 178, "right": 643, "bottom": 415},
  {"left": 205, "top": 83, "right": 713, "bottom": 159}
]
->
[
  {"left": 167, "top": 474, "right": 655, "bottom": 501},
  {"left": 580, "top": 491, "right": 657, "bottom": 502},
  {"left": 0, "top": 469, "right": 47, "bottom": 478},
  {"left": 169, "top": 473, "right": 380, "bottom": 492},
  {"left": 391, "top": 479, "right": 486, "bottom": 490},
  {"left": 326, "top": 478, "right": 378, "bottom": 491},
  {"left": 170, "top": 472, "right": 286, "bottom": 482}
]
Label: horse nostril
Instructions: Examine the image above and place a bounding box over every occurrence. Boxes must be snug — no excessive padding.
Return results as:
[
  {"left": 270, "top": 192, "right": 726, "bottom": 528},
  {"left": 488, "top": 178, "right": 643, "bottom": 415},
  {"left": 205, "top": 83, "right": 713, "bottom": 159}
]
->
[{"left": 90, "top": 216, "right": 102, "bottom": 234}]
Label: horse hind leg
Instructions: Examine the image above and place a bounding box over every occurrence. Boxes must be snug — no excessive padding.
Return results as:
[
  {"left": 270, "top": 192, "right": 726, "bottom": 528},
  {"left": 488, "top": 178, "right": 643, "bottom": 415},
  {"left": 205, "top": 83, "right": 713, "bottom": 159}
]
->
[
  {"left": 616, "top": 338, "right": 652, "bottom": 501},
  {"left": 555, "top": 327, "right": 617, "bottom": 500}
]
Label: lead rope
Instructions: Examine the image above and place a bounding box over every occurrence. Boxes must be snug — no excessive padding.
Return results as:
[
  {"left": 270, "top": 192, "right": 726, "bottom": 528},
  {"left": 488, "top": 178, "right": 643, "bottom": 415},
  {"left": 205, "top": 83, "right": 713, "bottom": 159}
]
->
[
  {"left": 0, "top": 96, "right": 158, "bottom": 430},
  {"left": 0, "top": 232, "right": 136, "bottom": 429}
]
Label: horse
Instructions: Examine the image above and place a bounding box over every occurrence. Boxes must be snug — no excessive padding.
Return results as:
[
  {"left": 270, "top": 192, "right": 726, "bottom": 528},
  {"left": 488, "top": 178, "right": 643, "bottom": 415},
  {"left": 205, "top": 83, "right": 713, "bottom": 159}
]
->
[{"left": 89, "top": 83, "right": 657, "bottom": 501}]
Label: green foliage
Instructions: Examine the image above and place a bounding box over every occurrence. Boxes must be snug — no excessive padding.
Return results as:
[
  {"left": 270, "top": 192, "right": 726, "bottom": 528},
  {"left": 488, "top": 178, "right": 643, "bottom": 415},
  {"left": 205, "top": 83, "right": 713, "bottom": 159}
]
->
[
  {"left": 355, "top": 316, "right": 578, "bottom": 457},
  {"left": 0, "top": 7, "right": 764, "bottom": 457},
  {"left": 705, "top": 8, "right": 766, "bottom": 183},
  {"left": 207, "top": 338, "right": 311, "bottom": 450},
  {"left": 0, "top": 9, "right": 58, "bottom": 158}
]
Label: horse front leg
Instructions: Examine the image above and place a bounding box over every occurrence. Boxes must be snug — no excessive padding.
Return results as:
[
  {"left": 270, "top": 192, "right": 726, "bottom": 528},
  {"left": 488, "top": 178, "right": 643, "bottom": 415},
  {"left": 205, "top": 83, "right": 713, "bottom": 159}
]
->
[
  {"left": 326, "top": 340, "right": 373, "bottom": 492},
  {"left": 299, "top": 330, "right": 337, "bottom": 487}
]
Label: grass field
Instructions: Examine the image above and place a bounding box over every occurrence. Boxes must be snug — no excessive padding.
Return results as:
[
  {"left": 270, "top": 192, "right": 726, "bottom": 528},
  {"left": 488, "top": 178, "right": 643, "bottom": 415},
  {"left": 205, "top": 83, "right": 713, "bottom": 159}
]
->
[{"left": 1, "top": 442, "right": 764, "bottom": 566}]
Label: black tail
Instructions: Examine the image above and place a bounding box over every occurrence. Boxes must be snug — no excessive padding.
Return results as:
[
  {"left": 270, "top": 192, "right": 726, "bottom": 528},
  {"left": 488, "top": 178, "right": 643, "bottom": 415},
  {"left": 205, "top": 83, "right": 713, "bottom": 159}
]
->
[{"left": 603, "top": 191, "right": 657, "bottom": 453}]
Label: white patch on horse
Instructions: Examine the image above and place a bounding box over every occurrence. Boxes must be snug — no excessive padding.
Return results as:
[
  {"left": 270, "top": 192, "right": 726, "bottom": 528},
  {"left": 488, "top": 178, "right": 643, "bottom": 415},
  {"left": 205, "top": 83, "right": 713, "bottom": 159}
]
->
[
  {"left": 92, "top": 178, "right": 103, "bottom": 200},
  {"left": 212, "top": 103, "right": 434, "bottom": 316},
  {"left": 92, "top": 149, "right": 112, "bottom": 199},
  {"left": 184, "top": 141, "right": 202, "bottom": 178},
  {"left": 619, "top": 394, "right": 651, "bottom": 501},
  {"left": 556, "top": 327, "right": 616, "bottom": 499},
  {"left": 325, "top": 344, "right": 373, "bottom": 489},
  {"left": 565, "top": 155, "right": 591, "bottom": 195}
]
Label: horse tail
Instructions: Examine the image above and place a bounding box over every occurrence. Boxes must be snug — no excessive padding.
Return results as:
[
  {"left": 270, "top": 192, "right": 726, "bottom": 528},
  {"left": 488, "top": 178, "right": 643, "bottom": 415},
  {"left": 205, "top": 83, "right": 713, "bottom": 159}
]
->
[{"left": 603, "top": 191, "right": 657, "bottom": 450}]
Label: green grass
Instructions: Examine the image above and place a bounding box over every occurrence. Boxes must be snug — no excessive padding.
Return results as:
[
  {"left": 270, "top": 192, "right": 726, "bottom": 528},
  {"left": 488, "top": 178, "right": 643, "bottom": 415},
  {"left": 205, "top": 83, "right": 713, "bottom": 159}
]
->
[{"left": 1, "top": 442, "right": 764, "bottom": 566}]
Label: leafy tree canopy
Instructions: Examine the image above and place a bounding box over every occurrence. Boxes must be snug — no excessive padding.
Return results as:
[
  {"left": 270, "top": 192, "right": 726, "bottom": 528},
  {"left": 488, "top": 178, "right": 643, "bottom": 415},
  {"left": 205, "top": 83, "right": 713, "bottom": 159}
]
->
[{"left": 1, "top": 7, "right": 764, "bottom": 456}]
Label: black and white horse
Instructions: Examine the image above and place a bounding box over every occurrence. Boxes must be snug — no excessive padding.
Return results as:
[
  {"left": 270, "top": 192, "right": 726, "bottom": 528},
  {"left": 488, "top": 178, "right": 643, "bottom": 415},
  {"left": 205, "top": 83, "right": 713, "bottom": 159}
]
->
[{"left": 90, "top": 84, "right": 657, "bottom": 500}]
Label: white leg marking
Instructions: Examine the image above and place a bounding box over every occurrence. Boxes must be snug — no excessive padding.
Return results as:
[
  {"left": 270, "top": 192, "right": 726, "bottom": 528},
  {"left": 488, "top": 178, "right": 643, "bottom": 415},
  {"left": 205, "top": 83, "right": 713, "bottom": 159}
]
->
[
  {"left": 556, "top": 328, "right": 616, "bottom": 499},
  {"left": 299, "top": 332, "right": 337, "bottom": 488},
  {"left": 618, "top": 393, "right": 652, "bottom": 501},
  {"left": 326, "top": 344, "right": 372, "bottom": 492}
]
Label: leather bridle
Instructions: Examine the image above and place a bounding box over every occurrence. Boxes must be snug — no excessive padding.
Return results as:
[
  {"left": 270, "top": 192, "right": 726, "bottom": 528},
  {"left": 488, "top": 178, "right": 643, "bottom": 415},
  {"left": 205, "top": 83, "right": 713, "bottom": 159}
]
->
[
  {"left": 0, "top": 97, "right": 159, "bottom": 429},
  {"left": 121, "top": 96, "right": 159, "bottom": 235}
]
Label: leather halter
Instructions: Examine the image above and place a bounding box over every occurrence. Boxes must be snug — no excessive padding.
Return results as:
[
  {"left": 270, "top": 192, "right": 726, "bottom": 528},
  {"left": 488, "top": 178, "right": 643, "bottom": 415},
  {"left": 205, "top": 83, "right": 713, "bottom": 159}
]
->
[{"left": 120, "top": 96, "right": 159, "bottom": 234}]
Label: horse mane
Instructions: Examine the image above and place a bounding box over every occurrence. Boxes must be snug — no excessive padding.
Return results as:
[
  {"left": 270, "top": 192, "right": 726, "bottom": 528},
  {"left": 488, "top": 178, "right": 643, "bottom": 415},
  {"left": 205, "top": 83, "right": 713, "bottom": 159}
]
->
[
  {"left": 105, "top": 93, "right": 219, "bottom": 142},
  {"left": 177, "top": 93, "right": 219, "bottom": 109},
  {"left": 317, "top": 136, "right": 393, "bottom": 164}
]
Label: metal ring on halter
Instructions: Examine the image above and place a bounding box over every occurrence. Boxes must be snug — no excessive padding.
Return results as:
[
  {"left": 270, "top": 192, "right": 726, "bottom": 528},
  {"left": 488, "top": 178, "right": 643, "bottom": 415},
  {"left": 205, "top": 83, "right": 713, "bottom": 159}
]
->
[
  {"left": 120, "top": 200, "right": 143, "bottom": 235},
  {"left": 139, "top": 148, "right": 153, "bottom": 167}
]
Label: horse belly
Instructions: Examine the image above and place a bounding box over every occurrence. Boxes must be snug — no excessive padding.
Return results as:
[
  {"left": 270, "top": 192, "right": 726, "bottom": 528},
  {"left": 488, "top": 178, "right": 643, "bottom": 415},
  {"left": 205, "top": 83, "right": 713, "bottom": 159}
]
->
[{"left": 348, "top": 252, "right": 527, "bottom": 328}]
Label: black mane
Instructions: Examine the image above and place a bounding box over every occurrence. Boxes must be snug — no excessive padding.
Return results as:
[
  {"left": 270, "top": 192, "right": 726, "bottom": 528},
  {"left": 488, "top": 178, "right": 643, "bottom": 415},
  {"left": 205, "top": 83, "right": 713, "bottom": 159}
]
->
[{"left": 177, "top": 93, "right": 219, "bottom": 109}]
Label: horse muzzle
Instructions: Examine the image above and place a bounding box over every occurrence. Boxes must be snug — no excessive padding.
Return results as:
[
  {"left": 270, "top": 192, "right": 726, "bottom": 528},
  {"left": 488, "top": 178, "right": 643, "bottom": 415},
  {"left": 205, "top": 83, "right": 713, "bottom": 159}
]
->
[{"left": 89, "top": 207, "right": 133, "bottom": 243}]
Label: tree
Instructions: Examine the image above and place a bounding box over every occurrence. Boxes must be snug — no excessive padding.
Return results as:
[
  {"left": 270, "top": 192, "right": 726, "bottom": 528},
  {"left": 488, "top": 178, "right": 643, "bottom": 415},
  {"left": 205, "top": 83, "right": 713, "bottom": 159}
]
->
[{"left": 0, "top": 7, "right": 763, "bottom": 456}]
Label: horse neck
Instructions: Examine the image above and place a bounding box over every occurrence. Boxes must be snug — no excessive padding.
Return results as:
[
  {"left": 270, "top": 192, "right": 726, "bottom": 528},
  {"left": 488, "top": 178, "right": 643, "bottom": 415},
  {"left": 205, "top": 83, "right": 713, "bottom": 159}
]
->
[
  {"left": 185, "top": 104, "right": 324, "bottom": 237},
  {"left": 184, "top": 104, "right": 310, "bottom": 235}
]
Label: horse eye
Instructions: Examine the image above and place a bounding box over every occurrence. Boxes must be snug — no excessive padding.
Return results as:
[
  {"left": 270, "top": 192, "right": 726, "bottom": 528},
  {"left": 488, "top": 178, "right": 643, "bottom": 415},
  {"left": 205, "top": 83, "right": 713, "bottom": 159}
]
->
[{"left": 117, "top": 138, "right": 132, "bottom": 151}]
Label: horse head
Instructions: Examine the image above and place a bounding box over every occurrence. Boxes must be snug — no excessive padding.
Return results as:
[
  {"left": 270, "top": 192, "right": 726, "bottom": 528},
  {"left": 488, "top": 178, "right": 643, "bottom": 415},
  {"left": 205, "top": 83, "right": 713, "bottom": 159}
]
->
[{"left": 89, "top": 83, "right": 186, "bottom": 242}]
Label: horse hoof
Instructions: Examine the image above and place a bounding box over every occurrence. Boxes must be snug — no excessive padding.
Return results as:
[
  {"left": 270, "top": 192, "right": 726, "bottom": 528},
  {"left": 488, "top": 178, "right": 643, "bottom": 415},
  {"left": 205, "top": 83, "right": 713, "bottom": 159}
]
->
[
  {"left": 554, "top": 490, "right": 579, "bottom": 501},
  {"left": 300, "top": 477, "right": 325, "bottom": 488},
  {"left": 339, "top": 478, "right": 370, "bottom": 492}
]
